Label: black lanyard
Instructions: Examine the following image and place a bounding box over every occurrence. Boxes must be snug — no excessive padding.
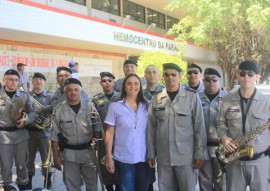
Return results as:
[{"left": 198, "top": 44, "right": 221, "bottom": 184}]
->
[{"left": 239, "top": 89, "right": 256, "bottom": 135}]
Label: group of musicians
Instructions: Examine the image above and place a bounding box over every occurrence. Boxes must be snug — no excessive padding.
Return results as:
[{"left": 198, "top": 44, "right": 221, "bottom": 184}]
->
[{"left": 0, "top": 59, "right": 269, "bottom": 191}]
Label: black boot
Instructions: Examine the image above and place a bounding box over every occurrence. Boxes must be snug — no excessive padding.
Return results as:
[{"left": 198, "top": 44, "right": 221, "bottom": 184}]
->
[
  {"left": 18, "top": 182, "right": 32, "bottom": 191},
  {"left": 3, "top": 185, "right": 18, "bottom": 191},
  {"left": 44, "top": 173, "right": 52, "bottom": 190}
]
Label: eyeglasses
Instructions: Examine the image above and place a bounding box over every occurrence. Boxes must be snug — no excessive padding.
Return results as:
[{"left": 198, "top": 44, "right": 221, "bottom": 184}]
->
[
  {"left": 163, "top": 72, "right": 178, "bottom": 77},
  {"left": 6, "top": 78, "right": 19, "bottom": 82},
  {"left": 101, "top": 79, "right": 113, "bottom": 83},
  {"left": 239, "top": 70, "right": 256, "bottom": 77},
  {"left": 204, "top": 76, "right": 219, "bottom": 82},
  {"left": 187, "top": 70, "right": 200, "bottom": 75}
]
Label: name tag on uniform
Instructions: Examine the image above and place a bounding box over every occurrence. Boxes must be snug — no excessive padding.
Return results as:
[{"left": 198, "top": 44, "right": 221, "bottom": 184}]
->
[
  {"left": 228, "top": 109, "right": 240, "bottom": 112},
  {"left": 154, "top": 107, "right": 165, "bottom": 111},
  {"left": 60, "top": 120, "right": 72, "bottom": 124}
]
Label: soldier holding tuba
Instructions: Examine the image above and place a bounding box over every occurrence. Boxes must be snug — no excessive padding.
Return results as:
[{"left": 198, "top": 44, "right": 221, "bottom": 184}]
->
[
  {"left": 217, "top": 60, "right": 270, "bottom": 191},
  {"left": 92, "top": 72, "right": 120, "bottom": 191},
  {"left": 0, "top": 69, "right": 36, "bottom": 191},
  {"left": 25, "top": 72, "right": 53, "bottom": 190}
]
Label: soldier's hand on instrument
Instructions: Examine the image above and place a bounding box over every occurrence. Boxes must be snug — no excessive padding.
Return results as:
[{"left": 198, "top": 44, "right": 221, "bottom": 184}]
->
[
  {"left": 54, "top": 157, "right": 63, "bottom": 171},
  {"left": 148, "top": 159, "right": 155, "bottom": 168},
  {"left": 35, "top": 105, "right": 43, "bottom": 113},
  {"left": 106, "top": 156, "right": 115, "bottom": 174},
  {"left": 16, "top": 119, "right": 26, "bottom": 128},
  {"left": 221, "top": 137, "right": 236, "bottom": 153},
  {"left": 192, "top": 159, "right": 204, "bottom": 169}
]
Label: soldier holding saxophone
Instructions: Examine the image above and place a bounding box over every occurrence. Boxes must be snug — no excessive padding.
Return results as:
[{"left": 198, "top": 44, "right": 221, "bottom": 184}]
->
[
  {"left": 217, "top": 60, "right": 270, "bottom": 191},
  {"left": 26, "top": 72, "right": 53, "bottom": 190},
  {"left": 0, "top": 69, "right": 36, "bottom": 191},
  {"left": 50, "top": 78, "right": 101, "bottom": 191}
]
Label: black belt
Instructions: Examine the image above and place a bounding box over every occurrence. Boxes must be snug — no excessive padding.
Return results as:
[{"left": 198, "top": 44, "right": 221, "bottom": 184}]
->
[
  {"left": 0, "top": 126, "right": 19, "bottom": 131},
  {"left": 240, "top": 150, "right": 269, "bottom": 161},
  {"left": 26, "top": 124, "right": 43, "bottom": 132},
  {"left": 64, "top": 143, "right": 90, "bottom": 150},
  {"left": 207, "top": 140, "right": 220, "bottom": 147}
]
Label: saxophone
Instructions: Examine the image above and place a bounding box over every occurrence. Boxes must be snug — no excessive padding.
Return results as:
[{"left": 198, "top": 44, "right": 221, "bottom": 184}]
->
[{"left": 216, "top": 121, "right": 270, "bottom": 165}]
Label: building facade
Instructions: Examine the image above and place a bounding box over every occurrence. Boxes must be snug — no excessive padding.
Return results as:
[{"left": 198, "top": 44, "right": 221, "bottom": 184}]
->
[{"left": 0, "top": 0, "right": 219, "bottom": 96}]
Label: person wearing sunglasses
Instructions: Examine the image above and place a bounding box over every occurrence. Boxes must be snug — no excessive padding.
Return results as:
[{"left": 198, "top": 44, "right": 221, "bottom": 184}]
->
[
  {"left": 148, "top": 63, "right": 207, "bottom": 191},
  {"left": 217, "top": 60, "right": 270, "bottom": 191},
  {"left": 186, "top": 63, "right": 205, "bottom": 93},
  {"left": 198, "top": 68, "right": 228, "bottom": 191},
  {"left": 92, "top": 72, "right": 120, "bottom": 191},
  {"left": 114, "top": 60, "right": 147, "bottom": 92}
]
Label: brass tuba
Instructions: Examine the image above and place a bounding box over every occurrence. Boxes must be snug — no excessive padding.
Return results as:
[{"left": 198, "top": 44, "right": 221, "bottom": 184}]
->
[
  {"left": 18, "top": 83, "right": 51, "bottom": 130},
  {"left": 216, "top": 121, "right": 270, "bottom": 165}
]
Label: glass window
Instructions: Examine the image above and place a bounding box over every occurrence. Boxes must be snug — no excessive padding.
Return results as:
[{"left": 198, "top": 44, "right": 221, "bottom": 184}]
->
[
  {"left": 166, "top": 16, "right": 179, "bottom": 29},
  {"left": 65, "top": 0, "right": 86, "bottom": 6},
  {"left": 123, "top": 0, "right": 145, "bottom": 23},
  {"left": 92, "top": 0, "right": 120, "bottom": 16},
  {"left": 147, "top": 8, "right": 165, "bottom": 29}
]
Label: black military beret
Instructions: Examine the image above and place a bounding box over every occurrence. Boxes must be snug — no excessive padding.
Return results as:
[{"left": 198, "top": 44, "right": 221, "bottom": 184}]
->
[
  {"left": 100, "top": 72, "right": 115, "bottom": 79},
  {"left": 33, "top": 72, "right": 46, "bottom": 81},
  {"left": 56, "top": 66, "right": 72, "bottom": 74},
  {"left": 123, "top": 59, "right": 138, "bottom": 67},
  {"left": 163, "top": 63, "right": 182, "bottom": 73},
  {"left": 187, "top": 63, "right": 202, "bottom": 73},
  {"left": 4, "top": 69, "right": 20, "bottom": 79},
  {"left": 204, "top": 68, "right": 221, "bottom": 78},
  {"left": 64, "top": 78, "right": 82, "bottom": 87},
  {"left": 239, "top": 60, "right": 259, "bottom": 74}
]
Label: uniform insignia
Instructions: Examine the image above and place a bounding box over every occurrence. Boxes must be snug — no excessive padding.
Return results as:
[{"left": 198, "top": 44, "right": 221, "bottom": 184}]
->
[
  {"left": 97, "top": 99, "right": 104, "bottom": 104},
  {"left": 0, "top": 98, "right": 5, "bottom": 106},
  {"left": 157, "top": 96, "right": 166, "bottom": 105}
]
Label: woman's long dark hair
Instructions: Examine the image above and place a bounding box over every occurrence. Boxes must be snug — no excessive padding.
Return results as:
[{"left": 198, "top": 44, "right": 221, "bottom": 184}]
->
[{"left": 119, "top": 73, "right": 147, "bottom": 104}]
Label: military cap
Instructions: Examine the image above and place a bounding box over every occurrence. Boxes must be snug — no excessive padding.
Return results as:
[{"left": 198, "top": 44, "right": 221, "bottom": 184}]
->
[
  {"left": 100, "top": 72, "right": 115, "bottom": 79},
  {"left": 187, "top": 63, "right": 202, "bottom": 73},
  {"left": 123, "top": 59, "right": 138, "bottom": 67},
  {"left": 4, "top": 69, "right": 20, "bottom": 79},
  {"left": 17, "top": 63, "right": 25, "bottom": 68},
  {"left": 239, "top": 60, "right": 259, "bottom": 74},
  {"left": 33, "top": 72, "right": 46, "bottom": 81},
  {"left": 163, "top": 63, "right": 182, "bottom": 73},
  {"left": 56, "top": 66, "right": 72, "bottom": 74},
  {"left": 204, "top": 68, "right": 221, "bottom": 78},
  {"left": 64, "top": 78, "right": 82, "bottom": 87}
]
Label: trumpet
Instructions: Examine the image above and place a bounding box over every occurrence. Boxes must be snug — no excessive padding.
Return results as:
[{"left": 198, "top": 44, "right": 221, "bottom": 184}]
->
[{"left": 18, "top": 83, "right": 51, "bottom": 130}]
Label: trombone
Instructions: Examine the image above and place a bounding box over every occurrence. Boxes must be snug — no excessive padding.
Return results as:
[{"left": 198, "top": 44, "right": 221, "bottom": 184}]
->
[{"left": 32, "top": 141, "right": 56, "bottom": 191}]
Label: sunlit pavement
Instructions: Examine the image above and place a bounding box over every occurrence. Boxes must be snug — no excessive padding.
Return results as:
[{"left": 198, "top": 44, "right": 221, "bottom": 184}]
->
[{"left": 0, "top": 153, "right": 250, "bottom": 191}]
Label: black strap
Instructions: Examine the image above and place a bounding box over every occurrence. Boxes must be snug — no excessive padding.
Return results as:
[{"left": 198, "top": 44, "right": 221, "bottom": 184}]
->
[
  {"left": 207, "top": 140, "right": 220, "bottom": 147},
  {"left": 64, "top": 143, "right": 90, "bottom": 150},
  {"left": 0, "top": 126, "right": 19, "bottom": 131},
  {"left": 240, "top": 149, "right": 269, "bottom": 161},
  {"left": 239, "top": 89, "right": 256, "bottom": 135}
]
